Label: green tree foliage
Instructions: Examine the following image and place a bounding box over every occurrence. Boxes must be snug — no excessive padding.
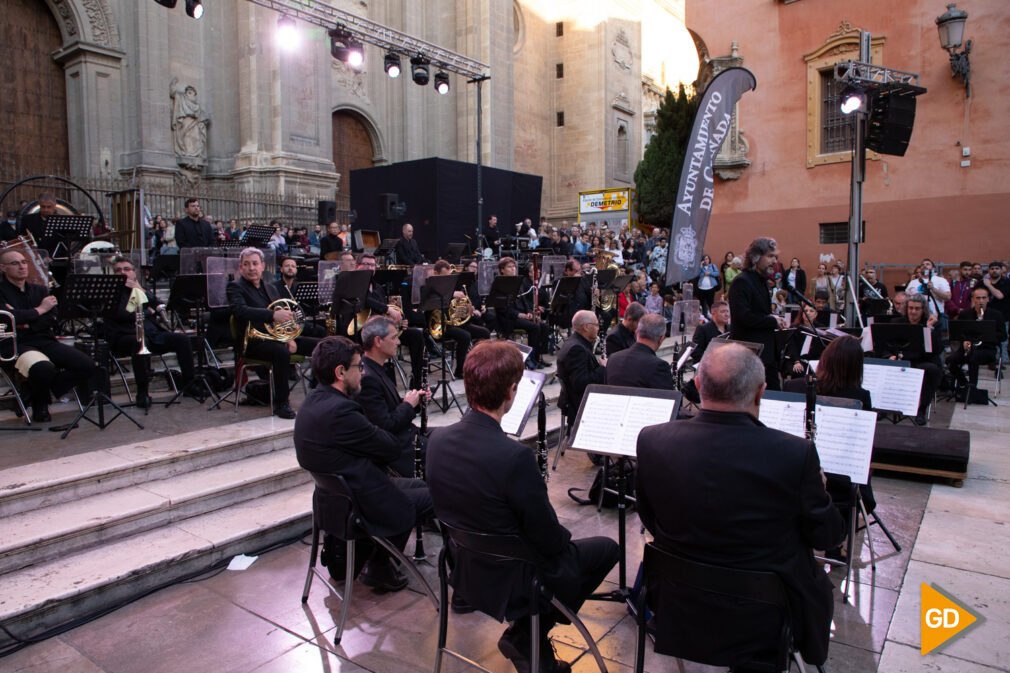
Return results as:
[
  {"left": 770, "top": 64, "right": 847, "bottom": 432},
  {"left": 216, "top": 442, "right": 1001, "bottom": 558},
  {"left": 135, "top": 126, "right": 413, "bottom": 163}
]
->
[{"left": 634, "top": 84, "right": 699, "bottom": 227}]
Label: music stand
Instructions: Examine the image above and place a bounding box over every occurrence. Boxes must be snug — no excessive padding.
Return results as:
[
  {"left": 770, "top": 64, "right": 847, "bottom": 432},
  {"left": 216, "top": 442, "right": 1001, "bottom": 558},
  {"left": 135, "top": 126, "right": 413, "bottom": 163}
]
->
[
  {"left": 455, "top": 271, "right": 476, "bottom": 292},
  {"left": 332, "top": 269, "right": 373, "bottom": 338},
  {"left": 870, "top": 323, "right": 929, "bottom": 361},
  {"left": 421, "top": 273, "right": 464, "bottom": 415},
  {"left": 58, "top": 273, "right": 144, "bottom": 439},
  {"left": 44, "top": 215, "right": 94, "bottom": 259},
  {"left": 445, "top": 243, "right": 467, "bottom": 262},
  {"left": 167, "top": 274, "right": 222, "bottom": 406},
  {"left": 216, "top": 239, "right": 242, "bottom": 249},
  {"left": 487, "top": 275, "right": 522, "bottom": 312},
  {"left": 293, "top": 281, "right": 321, "bottom": 319},
  {"left": 376, "top": 238, "right": 399, "bottom": 263},
  {"left": 862, "top": 298, "right": 891, "bottom": 316},
  {"left": 242, "top": 224, "right": 274, "bottom": 248}
]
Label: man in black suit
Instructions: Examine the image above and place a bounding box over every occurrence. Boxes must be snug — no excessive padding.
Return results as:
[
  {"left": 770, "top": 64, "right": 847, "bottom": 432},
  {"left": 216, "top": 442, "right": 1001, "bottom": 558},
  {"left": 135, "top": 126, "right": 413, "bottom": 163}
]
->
[
  {"left": 226, "top": 247, "right": 320, "bottom": 419},
  {"left": 606, "top": 313, "right": 672, "bottom": 390},
  {"left": 427, "top": 341, "right": 619, "bottom": 673},
  {"left": 555, "top": 309, "right": 606, "bottom": 423},
  {"left": 604, "top": 301, "right": 644, "bottom": 356},
  {"left": 393, "top": 223, "right": 424, "bottom": 265},
  {"left": 357, "top": 316, "right": 428, "bottom": 477},
  {"left": 294, "top": 336, "right": 432, "bottom": 592},
  {"left": 0, "top": 249, "right": 97, "bottom": 423},
  {"left": 105, "top": 256, "right": 195, "bottom": 408},
  {"left": 174, "top": 198, "right": 215, "bottom": 249},
  {"left": 497, "top": 256, "right": 548, "bottom": 369},
  {"left": 356, "top": 253, "right": 426, "bottom": 387},
  {"left": 17, "top": 193, "right": 60, "bottom": 255},
  {"left": 729, "top": 237, "right": 789, "bottom": 390},
  {"left": 636, "top": 343, "right": 844, "bottom": 667},
  {"left": 948, "top": 286, "right": 1006, "bottom": 389}
]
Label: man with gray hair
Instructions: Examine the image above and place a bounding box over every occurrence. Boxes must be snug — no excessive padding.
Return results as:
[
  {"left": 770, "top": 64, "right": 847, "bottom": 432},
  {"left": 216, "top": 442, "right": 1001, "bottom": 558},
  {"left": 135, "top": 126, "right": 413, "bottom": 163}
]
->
[
  {"left": 605, "top": 301, "right": 646, "bottom": 356},
  {"left": 555, "top": 309, "right": 606, "bottom": 424},
  {"left": 729, "top": 237, "right": 790, "bottom": 390},
  {"left": 636, "top": 343, "right": 843, "bottom": 667},
  {"left": 227, "top": 247, "right": 321, "bottom": 419},
  {"left": 605, "top": 313, "right": 673, "bottom": 390}
]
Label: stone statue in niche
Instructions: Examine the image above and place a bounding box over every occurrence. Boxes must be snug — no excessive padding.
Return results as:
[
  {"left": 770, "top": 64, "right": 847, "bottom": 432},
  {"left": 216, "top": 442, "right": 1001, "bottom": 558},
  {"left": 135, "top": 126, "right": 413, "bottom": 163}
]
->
[{"left": 170, "top": 78, "right": 210, "bottom": 171}]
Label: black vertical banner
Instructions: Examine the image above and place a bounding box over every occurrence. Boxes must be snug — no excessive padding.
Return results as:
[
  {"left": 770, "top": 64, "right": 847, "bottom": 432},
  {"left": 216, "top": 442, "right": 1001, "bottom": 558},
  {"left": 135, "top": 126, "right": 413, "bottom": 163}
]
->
[{"left": 666, "top": 67, "right": 757, "bottom": 286}]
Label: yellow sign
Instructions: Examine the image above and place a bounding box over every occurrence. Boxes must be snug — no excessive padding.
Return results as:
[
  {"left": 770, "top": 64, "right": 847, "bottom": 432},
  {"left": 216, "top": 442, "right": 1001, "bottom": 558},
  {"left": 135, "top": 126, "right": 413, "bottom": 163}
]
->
[
  {"left": 921, "top": 583, "right": 983, "bottom": 655},
  {"left": 579, "top": 189, "right": 630, "bottom": 213}
]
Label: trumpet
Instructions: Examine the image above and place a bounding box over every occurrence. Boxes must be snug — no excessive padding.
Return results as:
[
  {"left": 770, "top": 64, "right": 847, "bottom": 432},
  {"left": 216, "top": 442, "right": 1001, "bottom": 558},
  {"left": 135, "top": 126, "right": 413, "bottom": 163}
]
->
[{"left": 128, "top": 287, "right": 151, "bottom": 356}]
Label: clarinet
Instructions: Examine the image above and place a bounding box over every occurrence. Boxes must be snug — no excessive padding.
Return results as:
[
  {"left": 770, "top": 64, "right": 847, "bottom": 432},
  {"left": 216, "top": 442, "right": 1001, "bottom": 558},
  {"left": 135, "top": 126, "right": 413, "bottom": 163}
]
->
[
  {"left": 412, "top": 341, "right": 429, "bottom": 562},
  {"left": 537, "top": 391, "right": 548, "bottom": 481}
]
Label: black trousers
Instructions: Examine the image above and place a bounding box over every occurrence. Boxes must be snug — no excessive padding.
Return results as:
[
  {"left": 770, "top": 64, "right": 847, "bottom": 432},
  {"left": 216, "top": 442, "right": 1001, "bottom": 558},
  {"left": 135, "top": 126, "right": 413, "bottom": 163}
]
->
[
  {"left": 516, "top": 536, "right": 620, "bottom": 636},
  {"left": 244, "top": 336, "right": 320, "bottom": 407},
  {"left": 111, "top": 331, "right": 196, "bottom": 395},
  {"left": 502, "top": 318, "right": 548, "bottom": 360},
  {"left": 400, "top": 327, "right": 425, "bottom": 387},
  {"left": 911, "top": 359, "right": 943, "bottom": 413},
  {"left": 21, "top": 340, "right": 98, "bottom": 413},
  {"left": 948, "top": 346, "right": 995, "bottom": 387}
]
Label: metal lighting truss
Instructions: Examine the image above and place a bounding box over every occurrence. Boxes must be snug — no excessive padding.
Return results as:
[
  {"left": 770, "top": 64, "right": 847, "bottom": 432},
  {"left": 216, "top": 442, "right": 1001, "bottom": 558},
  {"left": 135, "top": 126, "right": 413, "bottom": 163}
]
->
[{"left": 246, "top": 0, "right": 490, "bottom": 80}]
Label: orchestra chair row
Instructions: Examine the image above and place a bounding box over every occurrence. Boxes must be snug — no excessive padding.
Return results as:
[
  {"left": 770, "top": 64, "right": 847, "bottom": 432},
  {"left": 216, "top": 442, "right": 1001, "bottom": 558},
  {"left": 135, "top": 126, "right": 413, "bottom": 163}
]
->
[
  {"left": 301, "top": 472, "right": 438, "bottom": 645},
  {"left": 634, "top": 542, "right": 825, "bottom": 673},
  {"left": 434, "top": 521, "right": 608, "bottom": 673}
]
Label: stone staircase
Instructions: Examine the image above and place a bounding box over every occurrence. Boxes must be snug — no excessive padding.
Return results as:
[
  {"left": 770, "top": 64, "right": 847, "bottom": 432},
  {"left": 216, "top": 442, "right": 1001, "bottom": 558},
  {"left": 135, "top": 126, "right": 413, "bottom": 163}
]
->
[{"left": 0, "top": 339, "right": 680, "bottom": 649}]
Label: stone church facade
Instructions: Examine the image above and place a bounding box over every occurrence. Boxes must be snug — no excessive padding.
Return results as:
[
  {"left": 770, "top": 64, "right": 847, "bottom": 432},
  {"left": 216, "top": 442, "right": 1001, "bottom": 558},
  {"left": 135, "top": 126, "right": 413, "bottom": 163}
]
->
[{"left": 1, "top": 0, "right": 694, "bottom": 221}]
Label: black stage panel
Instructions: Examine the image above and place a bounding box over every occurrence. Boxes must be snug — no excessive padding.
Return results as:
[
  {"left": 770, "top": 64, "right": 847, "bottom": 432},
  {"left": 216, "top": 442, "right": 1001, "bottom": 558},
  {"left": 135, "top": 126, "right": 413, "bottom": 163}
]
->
[
  {"left": 872, "top": 423, "right": 970, "bottom": 484},
  {"left": 350, "top": 158, "right": 542, "bottom": 261}
]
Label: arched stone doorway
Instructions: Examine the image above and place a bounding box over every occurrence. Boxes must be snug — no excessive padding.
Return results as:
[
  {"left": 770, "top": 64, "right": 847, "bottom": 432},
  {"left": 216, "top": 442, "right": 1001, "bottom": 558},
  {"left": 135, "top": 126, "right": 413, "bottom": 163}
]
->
[
  {"left": 0, "top": 0, "right": 70, "bottom": 177},
  {"left": 331, "top": 110, "right": 377, "bottom": 190}
]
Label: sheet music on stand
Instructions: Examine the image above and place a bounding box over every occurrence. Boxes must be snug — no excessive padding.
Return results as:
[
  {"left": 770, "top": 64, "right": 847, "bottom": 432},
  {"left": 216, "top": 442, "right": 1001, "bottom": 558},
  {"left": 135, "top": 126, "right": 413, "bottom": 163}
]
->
[
  {"left": 759, "top": 392, "right": 875, "bottom": 484},
  {"left": 862, "top": 359, "right": 923, "bottom": 416},
  {"left": 500, "top": 369, "right": 547, "bottom": 437},
  {"left": 568, "top": 385, "right": 681, "bottom": 457},
  {"left": 411, "top": 264, "right": 434, "bottom": 305}
]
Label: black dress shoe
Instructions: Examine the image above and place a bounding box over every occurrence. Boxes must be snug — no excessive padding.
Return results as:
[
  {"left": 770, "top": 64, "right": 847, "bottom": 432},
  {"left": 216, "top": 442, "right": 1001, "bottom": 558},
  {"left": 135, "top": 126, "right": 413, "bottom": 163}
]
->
[
  {"left": 136, "top": 395, "right": 153, "bottom": 410},
  {"left": 273, "top": 404, "right": 296, "bottom": 419},
  {"left": 32, "top": 409, "right": 51, "bottom": 423},
  {"left": 451, "top": 593, "right": 475, "bottom": 614},
  {"left": 497, "top": 627, "right": 570, "bottom": 673},
  {"left": 361, "top": 559, "right": 408, "bottom": 593}
]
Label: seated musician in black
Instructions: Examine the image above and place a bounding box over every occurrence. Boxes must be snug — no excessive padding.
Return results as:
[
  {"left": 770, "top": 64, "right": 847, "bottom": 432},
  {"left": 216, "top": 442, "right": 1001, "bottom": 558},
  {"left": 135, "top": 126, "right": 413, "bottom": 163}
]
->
[
  {"left": 556, "top": 310, "right": 606, "bottom": 425},
  {"left": 691, "top": 299, "right": 730, "bottom": 363},
  {"left": 781, "top": 304, "right": 827, "bottom": 380},
  {"left": 357, "top": 316, "right": 429, "bottom": 477},
  {"left": 497, "top": 256, "right": 548, "bottom": 369},
  {"left": 605, "top": 313, "right": 673, "bottom": 390},
  {"left": 556, "top": 259, "right": 593, "bottom": 330},
  {"left": 318, "top": 221, "right": 344, "bottom": 260},
  {"left": 105, "top": 256, "right": 195, "bottom": 408},
  {"left": 354, "top": 253, "right": 425, "bottom": 387},
  {"left": 0, "top": 249, "right": 97, "bottom": 423},
  {"left": 294, "top": 336, "right": 433, "bottom": 592},
  {"left": 948, "top": 285, "right": 1006, "bottom": 391},
  {"left": 226, "top": 247, "right": 320, "bottom": 419},
  {"left": 427, "top": 341, "right": 619, "bottom": 673},
  {"left": 879, "top": 294, "right": 941, "bottom": 425},
  {"left": 278, "top": 257, "right": 326, "bottom": 338},
  {"left": 393, "top": 223, "right": 424, "bottom": 265},
  {"left": 604, "top": 300, "right": 644, "bottom": 356},
  {"left": 17, "top": 193, "right": 60, "bottom": 256}
]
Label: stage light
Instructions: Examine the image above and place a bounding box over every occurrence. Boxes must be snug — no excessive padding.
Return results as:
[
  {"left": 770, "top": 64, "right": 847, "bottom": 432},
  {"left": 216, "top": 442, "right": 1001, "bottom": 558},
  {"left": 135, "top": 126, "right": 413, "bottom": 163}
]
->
[
  {"left": 276, "top": 15, "right": 299, "bottom": 51},
  {"left": 434, "top": 71, "right": 450, "bottom": 94},
  {"left": 152, "top": 0, "right": 178, "bottom": 7},
  {"left": 185, "top": 0, "right": 203, "bottom": 19},
  {"left": 384, "top": 52, "right": 402, "bottom": 78},
  {"left": 410, "top": 56, "right": 430, "bottom": 86},
  {"left": 839, "top": 84, "right": 866, "bottom": 115},
  {"left": 329, "top": 27, "right": 363, "bottom": 67}
]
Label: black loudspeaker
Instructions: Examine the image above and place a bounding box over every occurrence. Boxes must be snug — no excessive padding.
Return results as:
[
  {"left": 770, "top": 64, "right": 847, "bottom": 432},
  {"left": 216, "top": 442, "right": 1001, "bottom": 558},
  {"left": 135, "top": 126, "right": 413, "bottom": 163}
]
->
[
  {"left": 379, "top": 193, "right": 399, "bottom": 219},
  {"left": 317, "top": 200, "right": 337, "bottom": 226},
  {"left": 865, "top": 93, "right": 917, "bottom": 157}
]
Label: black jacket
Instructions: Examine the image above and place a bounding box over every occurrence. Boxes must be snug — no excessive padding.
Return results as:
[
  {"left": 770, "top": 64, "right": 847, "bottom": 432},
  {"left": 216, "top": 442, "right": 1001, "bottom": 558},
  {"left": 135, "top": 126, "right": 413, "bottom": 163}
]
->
[
  {"left": 294, "top": 385, "right": 415, "bottom": 538},
  {"left": 225, "top": 276, "right": 282, "bottom": 354},
  {"left": 0, "top": 278, "right": 58, "bottom": 347},
  {"left": 556, "top": 332, "right": 606, "bottom": 416},
  {"left": 729, "top": 268, "right": 778, "bottom": 366},
  {"left": 604, "top": 322, "right": 636, "bottom": 356},
  {"left": 785, "top": 268, "right": 807, "bottom": 296},
  {"left": 174, "top": 216, "right": 215, "bottom": 248},
  {"left": 357, "top": 355, "right": 418, "bottom": 475},
  {"left": 394, "top": 237, "right": 424, "bottom": 265},
  {"left": 606, "top": 342, "right": 673, "bottom": 390},
  {"left": 690, "top": 321, "right": 728, "bottom": 363},
  {"left": 636, "top": 410, "right": 844, "bottom": 664},
  {"left": 319, "top": 235, "right": 344, "bottom": 258},
  {"left": 427, "top": 410, "right": 572, "bottom": 620}
]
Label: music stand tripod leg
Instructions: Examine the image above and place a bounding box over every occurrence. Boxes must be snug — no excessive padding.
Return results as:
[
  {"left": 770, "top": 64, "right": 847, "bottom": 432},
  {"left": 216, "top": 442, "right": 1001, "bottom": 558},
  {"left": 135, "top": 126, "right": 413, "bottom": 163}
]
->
[{"left": 857, "top": 494, "right": 878, "bottom": 572}]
